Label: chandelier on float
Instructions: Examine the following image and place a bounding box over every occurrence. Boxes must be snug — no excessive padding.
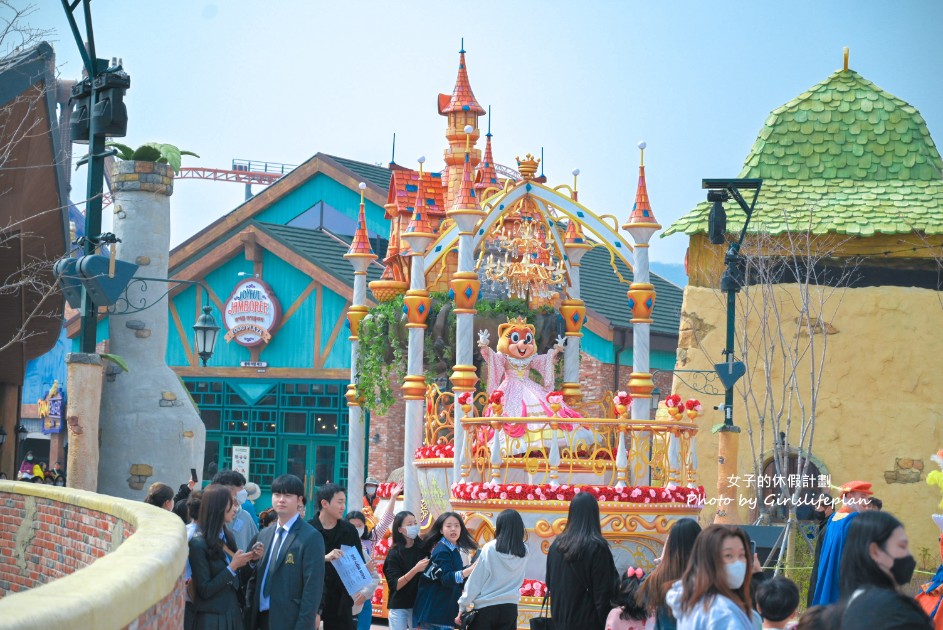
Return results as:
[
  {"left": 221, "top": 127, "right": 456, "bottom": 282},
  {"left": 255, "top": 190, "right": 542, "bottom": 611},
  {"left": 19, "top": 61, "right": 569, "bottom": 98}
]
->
[{"left": 480, "top": 217, "right": 567, "bottom": 300}]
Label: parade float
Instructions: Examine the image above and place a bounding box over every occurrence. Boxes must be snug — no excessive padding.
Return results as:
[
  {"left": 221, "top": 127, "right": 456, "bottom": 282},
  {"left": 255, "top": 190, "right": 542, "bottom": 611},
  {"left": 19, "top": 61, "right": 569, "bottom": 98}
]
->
[{"left": 342, "top": 49, "right": 705, "bottom": 626}]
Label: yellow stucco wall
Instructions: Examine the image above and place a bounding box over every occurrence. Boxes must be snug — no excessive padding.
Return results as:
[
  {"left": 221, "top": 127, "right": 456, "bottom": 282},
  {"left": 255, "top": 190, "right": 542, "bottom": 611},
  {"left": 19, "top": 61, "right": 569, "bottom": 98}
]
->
[
  {"left": 676, "top": 284, "right": 943, "bottom": 555},
  {"left": 0, "top": 481, "right": 186, "bottom": 629}
]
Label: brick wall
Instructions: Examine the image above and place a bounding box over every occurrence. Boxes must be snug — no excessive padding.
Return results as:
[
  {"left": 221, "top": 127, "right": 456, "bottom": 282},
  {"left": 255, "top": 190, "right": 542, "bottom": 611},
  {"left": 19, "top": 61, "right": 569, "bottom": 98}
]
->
[
  {"left": 365, "top": 353, "right": 676, "bottom": 480},
  {"left": 0, "top": 488, "right": 184, "bottom": 628},
  {"left": 367, "top": 370, "right": 407, "bottom": 482},
  {"left": 0, "top": 494, "right": 127, "bottom": 595}
]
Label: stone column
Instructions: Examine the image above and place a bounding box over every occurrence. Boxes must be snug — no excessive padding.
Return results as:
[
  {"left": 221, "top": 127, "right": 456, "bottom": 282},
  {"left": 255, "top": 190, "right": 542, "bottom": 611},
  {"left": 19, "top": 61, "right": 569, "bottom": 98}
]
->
[
  {"left": 65, "top": 353, "right": 103, "bottom": 491},
  {"left": 97, "top": 161, "right": 206, "bottom": 498}
]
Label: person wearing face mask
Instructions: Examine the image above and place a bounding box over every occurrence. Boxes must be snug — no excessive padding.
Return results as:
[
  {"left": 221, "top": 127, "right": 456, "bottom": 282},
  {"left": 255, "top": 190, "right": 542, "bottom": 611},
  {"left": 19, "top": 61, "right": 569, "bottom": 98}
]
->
[
  {"left": 810, "top": 480, "right": 873, "bottom": 606},
  {"left": 838, "top": 510, "right": 932, "bottom": 629},
  {"left": 213, "top": 470, "right": 259, "bottom": 553},
  {"left": 666, "top": 524, "right": 762, "bottom": 630},
  {"left": 18, "top": 451, "right": 36, "bottom": 480},
  {"left": 383, "top": 510, "right": 430, "bottom": 630},
  {"left": 363, "top": 477, "right": 381, "bottom": 513}
]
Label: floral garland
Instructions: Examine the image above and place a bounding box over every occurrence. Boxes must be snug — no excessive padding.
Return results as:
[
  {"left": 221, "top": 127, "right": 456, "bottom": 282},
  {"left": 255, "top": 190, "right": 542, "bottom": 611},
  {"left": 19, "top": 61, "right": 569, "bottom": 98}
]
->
[
  {"left": 520, "top": 579, "right": 548, "bottom": 598},
  {"left": 450, "top": 481, "right": 706, "bottom": 504},
  {"left": 371, "top": 585, "right": 384, "bottom": 605},
  {"left": 414, "top": 443, "right": 455, "bottom": 460},
  {"left": 375, "top": 483, "right": 405, "bottom": 499},
  {"left": 373, "top": 536, "right": 391, "bottom": 559}
]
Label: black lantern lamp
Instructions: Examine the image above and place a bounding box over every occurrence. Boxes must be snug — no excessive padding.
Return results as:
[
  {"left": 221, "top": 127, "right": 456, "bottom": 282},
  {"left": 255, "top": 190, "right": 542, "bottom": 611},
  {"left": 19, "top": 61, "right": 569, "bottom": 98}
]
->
[
  {"left": 193, "top": 305, "right": 220, "bottom": 367},
  {"left": 91, "top": 62, "right": 130, "bottom": 138},
  {"left": 16, "top": 425, "right": 28, "bottom": 443},
  {"left": 0, "top": 426, "right": 6, "bottom": 448},
  {"left": 69, "top": 78, "right": 92, "bottom": 143},
  {"left": 707, "top": 189, "right": 729, "bottom": 245}
]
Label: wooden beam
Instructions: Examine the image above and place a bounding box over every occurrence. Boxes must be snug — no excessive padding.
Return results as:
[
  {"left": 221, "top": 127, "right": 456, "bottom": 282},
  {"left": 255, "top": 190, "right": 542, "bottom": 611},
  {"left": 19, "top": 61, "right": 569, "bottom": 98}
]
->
[
  {"left": 316, "top": 300, "right": 351, "bottom": 369},
  {"left": 169, "top": 298, "right": 195, "bottom": 367},
  {"left": 282, "top": 279, "right": 319, "bottom": 327},
  {"left": 172, "top": 366, "right": 350, "bottom": 379}
]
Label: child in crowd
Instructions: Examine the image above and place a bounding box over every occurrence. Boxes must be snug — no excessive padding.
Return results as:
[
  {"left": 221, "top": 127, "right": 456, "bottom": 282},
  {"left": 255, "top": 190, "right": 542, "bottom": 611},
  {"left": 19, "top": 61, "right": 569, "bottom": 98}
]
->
[
  {"left": 755, "top": 576, "right": 800, "bottom": 629},
  {"left": 606, "top": 567, "right": 649, "bottom": 630}
]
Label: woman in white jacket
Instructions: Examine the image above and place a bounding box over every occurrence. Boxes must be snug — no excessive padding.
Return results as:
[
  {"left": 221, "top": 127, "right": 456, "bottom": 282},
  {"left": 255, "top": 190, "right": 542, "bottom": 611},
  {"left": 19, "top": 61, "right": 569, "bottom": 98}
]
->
[
  {"left": 456, "top": 509, "right": 527, "bottom": 630},
  {"left": 666, "top": 524, "right": 761, "bottom": 630}
]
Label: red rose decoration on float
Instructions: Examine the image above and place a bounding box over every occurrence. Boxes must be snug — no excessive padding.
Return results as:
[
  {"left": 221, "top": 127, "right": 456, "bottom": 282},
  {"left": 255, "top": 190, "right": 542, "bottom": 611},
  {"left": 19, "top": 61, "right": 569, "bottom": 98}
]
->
[
  {"left": 450, "top": 481, "right": 705, "bottom": 505},
  {"left": 520, "top": 579, "right": 548, "bottom": 597},
  {"left": 684, "top": 398, "right": 703, "bottom": 419},
  {"left": 665, "top": 394, "right": 685, "bottom": 419},
  {"left": 457, "top": 391, "right": 473, "bottom": 405},
  {"left": 414, "top": 443, "right": 455, "bottom": 459},
  {"left": 373, "top": 536, "right": 391, "bottom": 559},
  {"left": 371, "top": 585, "right": 384, "bottom": 605},
  {"left": 375, "top": 482, "right": 405, "bottom": 499},
  {"left": 489, "top": 391, "right": 504, "bottom": 404}
]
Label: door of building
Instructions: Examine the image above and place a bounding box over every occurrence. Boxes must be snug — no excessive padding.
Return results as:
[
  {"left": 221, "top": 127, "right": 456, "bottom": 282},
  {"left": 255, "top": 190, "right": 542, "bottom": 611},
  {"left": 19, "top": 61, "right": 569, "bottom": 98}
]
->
[{"left": 282, "top": 438, "right": 341, "bottom": 520}]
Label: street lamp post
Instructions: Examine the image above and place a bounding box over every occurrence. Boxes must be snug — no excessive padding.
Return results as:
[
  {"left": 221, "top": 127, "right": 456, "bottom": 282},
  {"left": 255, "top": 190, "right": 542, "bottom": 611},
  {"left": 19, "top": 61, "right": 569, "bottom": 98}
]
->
[
  {"left": 193, "top": 305, "right": 221, "bottom": 366},
  {"left": 702, "top": 178, "right": 762, "bottom": 523}
]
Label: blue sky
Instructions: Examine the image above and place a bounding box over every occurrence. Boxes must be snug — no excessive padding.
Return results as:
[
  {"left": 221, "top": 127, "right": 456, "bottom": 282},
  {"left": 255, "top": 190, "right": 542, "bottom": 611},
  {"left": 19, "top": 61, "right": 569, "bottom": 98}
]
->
[{"left": 30, "top": 1, "right": 943, "bottom": 264}]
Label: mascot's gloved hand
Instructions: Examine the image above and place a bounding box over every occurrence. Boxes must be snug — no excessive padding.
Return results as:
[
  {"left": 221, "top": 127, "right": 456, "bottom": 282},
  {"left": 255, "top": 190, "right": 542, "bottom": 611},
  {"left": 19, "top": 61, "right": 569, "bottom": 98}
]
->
[
  {"left": 553, "top": 335, "right": 567, "bottom": 352},
  {"left": 477, "top": 329, "right": 491, "bottom": 348}
]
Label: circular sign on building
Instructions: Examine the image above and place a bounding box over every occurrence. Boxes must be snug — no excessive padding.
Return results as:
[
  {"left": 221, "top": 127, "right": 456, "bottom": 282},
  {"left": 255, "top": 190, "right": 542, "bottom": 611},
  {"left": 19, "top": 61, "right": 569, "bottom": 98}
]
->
[{"left": 223, "top": 278, "right": 282, "bottom": 347}]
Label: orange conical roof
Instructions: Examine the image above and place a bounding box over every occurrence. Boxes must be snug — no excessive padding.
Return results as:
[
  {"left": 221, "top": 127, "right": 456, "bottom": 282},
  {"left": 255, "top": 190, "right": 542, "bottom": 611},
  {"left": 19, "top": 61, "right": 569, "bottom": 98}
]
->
[
  {"left": 441, "top": 49, "right": 485, "bottom": 115},
  {"left": 626, "top": 164, "right": 660, "bottom": 227},
  {"left": 345, "top": 202, "right": 377, "bottom": 259},
  {"left": 475, "top": 133, "right": 499, "bottom": 194},
  {"left": 564, "top": 219, "right": 587, "bottom": 246},
  {"left": 405, "top": 172, "right": 436, "bottom": 236},
  {"left": 452, "top": 154, "right": 482, "bottom": 214}
]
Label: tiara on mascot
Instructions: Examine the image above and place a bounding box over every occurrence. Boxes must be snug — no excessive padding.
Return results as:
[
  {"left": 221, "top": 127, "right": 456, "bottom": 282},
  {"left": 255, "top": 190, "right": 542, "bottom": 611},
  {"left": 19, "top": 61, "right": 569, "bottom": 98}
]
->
[{"left": 506, "top": 316, "right": 529, "bottom": 326}]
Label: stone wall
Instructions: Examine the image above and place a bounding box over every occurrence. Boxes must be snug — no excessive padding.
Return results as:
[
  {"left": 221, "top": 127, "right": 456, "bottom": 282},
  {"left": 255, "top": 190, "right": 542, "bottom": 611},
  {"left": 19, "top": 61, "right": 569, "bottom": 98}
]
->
[
  {"left": 0, "top": 481, "right": 186, "bottom": 629},
  {"left": 676, "top": 284, "right": 943, "bottom": 551}
]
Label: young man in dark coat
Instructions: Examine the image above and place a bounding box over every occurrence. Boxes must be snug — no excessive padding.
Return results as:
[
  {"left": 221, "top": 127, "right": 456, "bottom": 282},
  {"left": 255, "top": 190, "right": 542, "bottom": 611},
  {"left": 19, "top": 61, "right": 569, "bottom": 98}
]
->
[
  {"left": 244, "top": 474, "right": 325, "bottom": 630},
  {"left": 309, "top": 482, "right": 363, "bottom": 630}
]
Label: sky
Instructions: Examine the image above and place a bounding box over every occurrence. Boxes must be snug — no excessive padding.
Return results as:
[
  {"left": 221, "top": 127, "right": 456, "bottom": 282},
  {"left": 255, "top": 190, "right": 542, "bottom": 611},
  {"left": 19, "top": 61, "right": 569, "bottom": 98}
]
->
[{"left": 26, "top": 0, "right": 943, "bottom": 264}]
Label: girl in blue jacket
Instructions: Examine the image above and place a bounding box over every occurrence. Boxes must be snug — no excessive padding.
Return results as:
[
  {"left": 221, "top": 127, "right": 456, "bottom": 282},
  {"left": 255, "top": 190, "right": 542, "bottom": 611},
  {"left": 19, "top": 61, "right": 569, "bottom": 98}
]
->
[{"left": 413, "top": 511, "right": 478, "bottom": 629}]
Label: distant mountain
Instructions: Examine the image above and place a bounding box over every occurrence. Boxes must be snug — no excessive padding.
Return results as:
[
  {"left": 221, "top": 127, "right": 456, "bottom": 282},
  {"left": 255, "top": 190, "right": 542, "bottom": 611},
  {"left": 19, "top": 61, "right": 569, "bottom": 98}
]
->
[{"left": 650, "top": 262, "right": 687, "bottom": 288}]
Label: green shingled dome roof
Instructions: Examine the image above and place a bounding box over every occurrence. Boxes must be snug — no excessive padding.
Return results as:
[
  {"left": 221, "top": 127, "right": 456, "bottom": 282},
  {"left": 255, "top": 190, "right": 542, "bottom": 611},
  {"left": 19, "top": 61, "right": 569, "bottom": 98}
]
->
[{"left": 666, "top": 67, "right": 943, "bottom": 237}]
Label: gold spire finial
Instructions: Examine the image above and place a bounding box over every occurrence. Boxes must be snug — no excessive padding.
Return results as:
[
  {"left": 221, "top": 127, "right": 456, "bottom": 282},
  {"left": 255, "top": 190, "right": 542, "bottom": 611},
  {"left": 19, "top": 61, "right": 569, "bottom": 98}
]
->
[{"left": 843, "top": 47, "right": 849, "bottom": 72}]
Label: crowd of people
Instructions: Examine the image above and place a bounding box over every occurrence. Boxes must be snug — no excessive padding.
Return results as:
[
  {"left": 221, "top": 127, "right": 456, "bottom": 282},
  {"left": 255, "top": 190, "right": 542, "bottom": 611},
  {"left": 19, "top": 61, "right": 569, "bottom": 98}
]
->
[
  {"left": 139, "top": 470, "right": 936, "bottom": 630},
  {"left": 9, "top": 450, "right": 66, "bottom": 485}
]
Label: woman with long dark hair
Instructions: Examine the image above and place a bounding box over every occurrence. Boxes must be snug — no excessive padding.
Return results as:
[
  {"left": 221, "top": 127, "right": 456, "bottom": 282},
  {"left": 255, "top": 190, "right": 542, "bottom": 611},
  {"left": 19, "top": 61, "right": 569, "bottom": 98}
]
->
[
  {"left": 546, "top": 492, "right": 619, "bottom": 630},
  {"left": 665, "top": 524, "right": 761, "bottom": 629},
  {"left": 383, "top": 510, "right": 431, "bottom": 630},
  {"left": 413, "top": 511, "right": 478, "bottom": 630},
  {"left": 838, "top": 511, "right": 932, "bottom": 628},
  {"left": 188, "top": 484, "right": 258, "bottom": 630},
  {"left": 637, "top": 517, "right": 702, "bottom": 629},
  {"left": 456, "top": 509, "right": 528, "bottom": 629}
]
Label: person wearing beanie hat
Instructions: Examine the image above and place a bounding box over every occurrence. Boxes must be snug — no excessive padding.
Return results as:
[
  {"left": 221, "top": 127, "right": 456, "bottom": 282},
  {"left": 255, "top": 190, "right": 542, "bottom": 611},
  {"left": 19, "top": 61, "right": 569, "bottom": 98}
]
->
[{"left": 810, "top": 479, "right": 873, "bottom": 606}]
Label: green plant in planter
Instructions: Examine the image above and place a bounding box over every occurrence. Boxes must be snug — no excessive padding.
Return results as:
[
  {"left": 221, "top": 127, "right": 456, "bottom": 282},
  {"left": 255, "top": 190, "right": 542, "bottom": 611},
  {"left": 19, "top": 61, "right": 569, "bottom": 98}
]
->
[{"left": 106, "top": 142, "right": 199, "bottom": 174}]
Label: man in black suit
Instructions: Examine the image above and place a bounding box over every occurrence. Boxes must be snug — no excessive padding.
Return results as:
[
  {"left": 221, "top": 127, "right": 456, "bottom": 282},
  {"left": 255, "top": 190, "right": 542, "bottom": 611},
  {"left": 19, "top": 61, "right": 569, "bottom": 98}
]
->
[{"left": 245, "top": 474, "right": 324, "bottom": 630}]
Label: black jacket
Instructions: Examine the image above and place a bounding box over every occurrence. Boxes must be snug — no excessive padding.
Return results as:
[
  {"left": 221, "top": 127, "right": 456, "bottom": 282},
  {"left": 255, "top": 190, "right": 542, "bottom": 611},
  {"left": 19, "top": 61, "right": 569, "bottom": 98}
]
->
[
  {"left": 840, "top": 586, "right": 932, "bottom": 629},
  {"left": 383, "top": 542, "right": 429, "bottom": 609},
  {"left": 546, "top": 538, "right": 618, "bottom": 630},
  {"left": 188, "top": 533, "right": 242, "bottom": 619}
]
